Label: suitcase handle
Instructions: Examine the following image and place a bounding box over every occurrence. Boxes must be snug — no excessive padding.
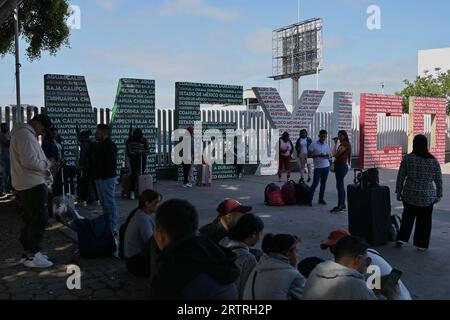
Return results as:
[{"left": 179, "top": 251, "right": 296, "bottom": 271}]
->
[{"left": 353, "top": 169, "right": 363, "bottom": 185}]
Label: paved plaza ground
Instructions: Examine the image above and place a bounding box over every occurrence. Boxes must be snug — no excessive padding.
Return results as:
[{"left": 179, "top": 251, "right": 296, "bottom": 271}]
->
[{"left": 1, "top": 166, "right": 450, "bottom": 300}]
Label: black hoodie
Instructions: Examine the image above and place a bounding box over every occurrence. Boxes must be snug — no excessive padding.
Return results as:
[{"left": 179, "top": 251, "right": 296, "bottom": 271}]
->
[{"left": 149, "top": 234, "right": 239, "bottom": 300}]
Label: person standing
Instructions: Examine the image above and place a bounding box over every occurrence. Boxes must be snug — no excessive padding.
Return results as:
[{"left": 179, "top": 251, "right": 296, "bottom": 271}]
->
[
  {"left": 330, "top": 130, "right": 352, "bottom": 213},
  {"left": 278, "top": 132, "right": 294, "bottom": 182},
  {"left": 182, "top": 127, "right": 195, "bottom": 188},
  {"left": 234, "top": 135, "right": 245, "bottom": 180},
  {"left": 94, "top": 124, "right": 118, "bottom": 235},
  {"left": 308, "top": 130, "right": 331, "bottom": 206},
  {"left": 126, "top": 129, "right": 150, "bottom": 200},
  {"left": 42, "top": 127, "right": 64, "bottom": 196},
  {"left": 10, "top": 114, "right": 54, "bottom": 268},
  {"left": 295, "top": 129, "right": 313, "bottom": 183},
  {"left": 395, "top": 134, "right": 443, "bottom": 251},
  {"left": 77, "top": 130, "right": 96, "bottom": 205},
  {"left": 0, "top": 123, "right": 12, "bottom": 194}
]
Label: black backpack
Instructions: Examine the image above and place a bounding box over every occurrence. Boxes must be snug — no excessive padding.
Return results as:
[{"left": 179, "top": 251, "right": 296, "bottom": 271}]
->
[
  {"left": 295, "top": 178, "right": 311, "bottom": 205},
  {"left": 354, "top": 168, "right": 380, "bottom": 189},
  {"left": 264, "top": 183, "right": 281, "bottom": 204},
  {"left": 118, "top": 208, "right": 139, "bottom": 260}
]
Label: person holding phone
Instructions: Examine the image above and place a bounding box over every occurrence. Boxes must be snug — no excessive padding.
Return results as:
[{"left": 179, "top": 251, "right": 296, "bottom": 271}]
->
[
  {"left": 396, "top": 135, "right": 443, "bottom": 251},
  {"left": 320, "top": 229, "right": 412, "bottom": 300},
  {"left": 307, "top": 130, "right": 331, "bottom": 206},
  {"left": 330, "top": 130, "right": 352, "bottom": 213}
]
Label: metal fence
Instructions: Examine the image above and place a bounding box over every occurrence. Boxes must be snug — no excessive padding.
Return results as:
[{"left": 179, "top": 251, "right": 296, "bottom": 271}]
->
[{"left": 2, "top": 105, "right": 450, "bottom": 166}]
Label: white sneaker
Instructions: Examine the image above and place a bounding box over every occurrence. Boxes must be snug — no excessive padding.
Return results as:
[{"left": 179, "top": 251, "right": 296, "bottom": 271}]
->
[
  {"left": 20, "top": 253, "right": 49, "bottom": 263},
  {"left": 23, "top": 252, "right": 53, "bottom": 268},
  {"left": 186, "top": 183, "right": 193, "bottom": 188},
  {"left": 130, "top": 192, "right": 135, "bottom": 200},
  {"left": 416, "top": 247, "right": 428, "bottom": 252},
  {"left": 82, "top": 201, "right": 87, "bottom": 207}
]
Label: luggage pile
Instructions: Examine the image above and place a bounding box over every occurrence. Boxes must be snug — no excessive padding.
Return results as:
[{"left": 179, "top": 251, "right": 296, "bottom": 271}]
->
[{"left": 264, "top": 179, "right": 310, "bottom": 207}]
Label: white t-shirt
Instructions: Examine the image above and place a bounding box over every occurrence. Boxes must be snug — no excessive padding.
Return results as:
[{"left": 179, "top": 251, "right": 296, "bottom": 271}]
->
[
  {"left": 308, "top": 141, "right": 331, "bottom": 169},
  {"left": 299, "top": 138, "right": 308, "bottom": 155},
  {"left": 367, "top": 249, "right": 412, "bottom": 300}
]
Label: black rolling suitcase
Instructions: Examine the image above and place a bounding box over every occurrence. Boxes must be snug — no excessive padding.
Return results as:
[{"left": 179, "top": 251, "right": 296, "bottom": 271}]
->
[{"left": 347, "top": 169, "right": 391, "bottom": 246}]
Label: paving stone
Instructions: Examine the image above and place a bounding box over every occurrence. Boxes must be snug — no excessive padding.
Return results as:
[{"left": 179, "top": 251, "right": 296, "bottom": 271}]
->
[{"left": 34, "top": 294, "right": 56, "bottom": 300}]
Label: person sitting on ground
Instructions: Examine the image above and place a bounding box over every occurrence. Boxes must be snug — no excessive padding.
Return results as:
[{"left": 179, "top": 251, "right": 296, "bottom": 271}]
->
[
  {"left": 150, "top": 199, "right": 239, "bottom": 300},
  {"left": 199, "top": 198, "right": 252, "bottom": 244},
  {"left": 297, "top": 257, "right": 325, "bottom": 279},
  {"left": 304, "top": 235, "right": 377, "bottom": 300},
  {"left": 122, "top": 189, "right": 162, "bottom": 277},
  {"left": 320, "top": 229, "right": 412, "bottom": 300},
  {"left": 243, "top": 233, "right": 305, "bottom": 300},
  {"left": 219, "top": 213, "right": 265, "bottom": 299}
]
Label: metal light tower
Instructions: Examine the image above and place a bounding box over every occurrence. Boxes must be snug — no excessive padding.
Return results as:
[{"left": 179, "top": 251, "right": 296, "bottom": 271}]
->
[
  {"left": 14, "top": 4, "right": 22, "bottom": 123},
  {"left": 270, "top": 18, "right": 323, "bottom": 106}
]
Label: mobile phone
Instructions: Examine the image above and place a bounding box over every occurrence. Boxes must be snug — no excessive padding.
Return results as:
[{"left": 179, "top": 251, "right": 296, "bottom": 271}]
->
[{"left": 383, "top": 269, "right": 403, "bottom": 290}]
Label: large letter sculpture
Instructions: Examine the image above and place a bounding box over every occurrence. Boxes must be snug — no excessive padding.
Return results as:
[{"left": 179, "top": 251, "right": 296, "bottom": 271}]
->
[
  {"left": 359, "top": 94, "right": 403, "bottom": 169},
  {"left": 110, "top": 78, "right": 157, "bottom": 180},
  {"left": 333, "top": 92, "right": 353, "bottom": 141},
  {"left": 408, "top": 97, "right": 447, "bottom": 164},
  {"left": 252, "top": 87, "right": 325, "bottom": 175},
  {"left": 44, "top": 74, "right": 96, "bottom": 166}
]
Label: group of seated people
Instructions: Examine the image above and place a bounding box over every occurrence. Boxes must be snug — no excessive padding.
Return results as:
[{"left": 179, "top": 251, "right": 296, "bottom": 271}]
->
[{"left": 121, "top": 191, "right": 412, "bottom": 300}]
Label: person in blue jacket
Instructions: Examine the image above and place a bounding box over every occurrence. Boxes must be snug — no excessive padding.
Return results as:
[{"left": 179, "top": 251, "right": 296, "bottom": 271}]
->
[{"left": 295, "top": 129, "right": 313, "bottom": 183}]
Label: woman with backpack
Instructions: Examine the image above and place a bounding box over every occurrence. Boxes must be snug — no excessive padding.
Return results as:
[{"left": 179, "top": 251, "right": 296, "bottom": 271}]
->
[
  {"left": 220, "top": 214, "right": 265, "bottom": 299},
  {"left": 121, "top": 189, "right": 162, "bottom": 277},
  {"left": 243, "top": 233, "right": 306, "bottom": 300},
  {"left": 330, "top": 130, "right": 352, "bottom": 213},
  {"left": 395, "top": 134, "right": 443, "bottom": 251},
  {"left": 278, "top": 132, "right": 294, "bottom": 182}
]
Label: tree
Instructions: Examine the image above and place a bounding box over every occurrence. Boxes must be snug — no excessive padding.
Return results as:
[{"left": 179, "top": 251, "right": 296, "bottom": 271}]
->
[
  {"left": 396, "top": 70, "right": 450, "bottom": 114},
  {"left": 0, "top": 0, "right": 71, "bottom": 61}
]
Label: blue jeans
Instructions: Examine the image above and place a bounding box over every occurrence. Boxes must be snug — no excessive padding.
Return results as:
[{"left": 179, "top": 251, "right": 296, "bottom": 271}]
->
[
  {"left": 309, "top": 167, "right": 330, "bottom": 203},
  {"left": 334, "top": 163, "right": 349, "bottom": 207},
  {"left": 1, "top": 155, "right": 11, "bottom": 193},
  {"left": 95, "top": 177, "right": 118, "bottom": 234}
]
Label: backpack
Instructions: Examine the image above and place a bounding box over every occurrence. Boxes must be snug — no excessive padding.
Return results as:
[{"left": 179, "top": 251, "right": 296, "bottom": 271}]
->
[
  {"left": 281, "top": 180, "right": 297, "bottom": 205},
  {"left": 118, "top": 208, "right": 139, "bottom": 260},
  {"left": 264, "top": 183, "right": 285, "bottom": 206},
  {"left": 295, "top": 178, "right": 311, "bottom": 205},
  {"left": 389, "top": 214, "right": 402, "bottom": 242},
  {"left": 75, "top": 214, "right": 117, "bottom": 259},
  {"left": 354, "top": 168, "right": 380, "bottom": 189}
]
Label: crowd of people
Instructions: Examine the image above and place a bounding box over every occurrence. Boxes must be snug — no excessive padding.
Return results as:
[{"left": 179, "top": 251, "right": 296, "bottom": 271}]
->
[
  {"left": 2, "top": 114, "right": 443, "bottom": 300},
  {"left": 277, "top": 129, "right": 352, "bottom": 213},
  {"left": 119, "top": 195, "right": 414, "bottom": 300}
]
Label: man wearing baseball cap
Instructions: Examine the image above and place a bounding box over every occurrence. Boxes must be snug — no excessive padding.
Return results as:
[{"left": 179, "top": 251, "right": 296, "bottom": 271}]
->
[
  {"left": 199, "top": 198, "right": 252, "bottom": 244},
  {"left": 10, "top": 114, "right": 55, "bottom": 268}
]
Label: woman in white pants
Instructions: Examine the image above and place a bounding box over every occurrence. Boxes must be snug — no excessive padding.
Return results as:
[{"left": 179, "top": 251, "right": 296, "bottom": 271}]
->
[{"left": 295, "top": 129, "right": 313, "bottom": 183}]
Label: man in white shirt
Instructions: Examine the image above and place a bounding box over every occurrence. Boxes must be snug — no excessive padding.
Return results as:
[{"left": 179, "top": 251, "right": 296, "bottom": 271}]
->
[{"left": 307, "top": 130, "right": 331, "bottom": 206}]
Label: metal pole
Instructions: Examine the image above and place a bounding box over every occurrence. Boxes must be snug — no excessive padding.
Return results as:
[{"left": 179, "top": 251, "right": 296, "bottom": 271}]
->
[
  {"left": 14, "top": 5, "right": 21, "bottom": 123},
  {"left": 316, "top": 66, "right": 319, "bottom": 90},
  {"left": 292, "top": 77, "right": 299, "bottom": 107}
]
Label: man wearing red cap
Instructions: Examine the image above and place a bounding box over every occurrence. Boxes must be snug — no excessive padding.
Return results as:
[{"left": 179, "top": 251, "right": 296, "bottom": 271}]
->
[{"left": 199, "top": 198, "right": 252, "bottom": 244}]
